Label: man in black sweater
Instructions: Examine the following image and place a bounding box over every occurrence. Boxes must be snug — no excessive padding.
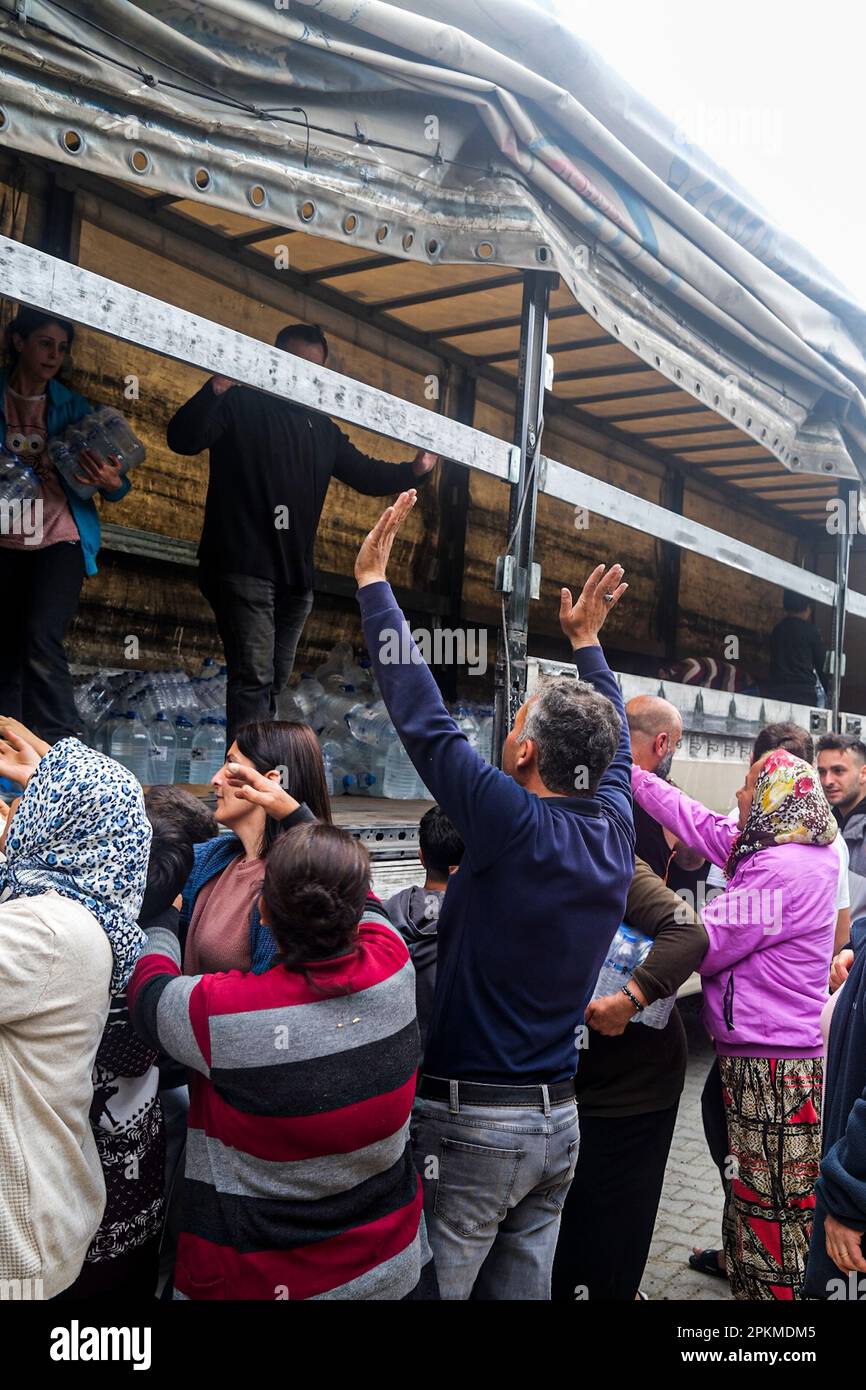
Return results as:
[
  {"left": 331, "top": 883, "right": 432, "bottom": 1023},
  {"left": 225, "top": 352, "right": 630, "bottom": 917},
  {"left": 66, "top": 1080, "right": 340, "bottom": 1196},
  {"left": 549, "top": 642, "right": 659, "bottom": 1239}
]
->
[
  {"left": 766, "top": 589, "right": 827, "bottom": 706},
  {"left": 167, "top": 323, "right": 436, "bottom": 742},
  {"left": 354, "top": 491, "right": 634, "bottom": 1300}
]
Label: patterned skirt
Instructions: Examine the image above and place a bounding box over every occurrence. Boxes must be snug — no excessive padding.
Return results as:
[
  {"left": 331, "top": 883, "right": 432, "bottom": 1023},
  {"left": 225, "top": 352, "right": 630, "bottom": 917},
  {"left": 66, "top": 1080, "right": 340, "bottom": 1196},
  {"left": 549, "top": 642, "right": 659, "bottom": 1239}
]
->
[{"left": 719, "top": 1055, "right": 823, "bottom": 1301}]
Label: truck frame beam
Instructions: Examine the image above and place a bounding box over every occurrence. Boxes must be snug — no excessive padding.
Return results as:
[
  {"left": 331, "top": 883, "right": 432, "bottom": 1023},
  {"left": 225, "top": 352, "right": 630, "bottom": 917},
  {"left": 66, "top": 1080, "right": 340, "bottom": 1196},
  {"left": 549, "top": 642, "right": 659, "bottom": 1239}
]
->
[
  {"left": 1, "top": 235, "right": 860, "bottom": 695},
  {"left": 492, "top": 271, "right": 555, "bottom": 762}
]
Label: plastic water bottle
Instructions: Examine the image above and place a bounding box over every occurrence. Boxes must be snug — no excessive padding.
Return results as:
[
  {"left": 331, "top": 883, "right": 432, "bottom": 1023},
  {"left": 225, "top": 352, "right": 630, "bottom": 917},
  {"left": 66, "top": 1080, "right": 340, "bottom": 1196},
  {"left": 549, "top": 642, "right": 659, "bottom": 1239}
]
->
[
  {"left": 383, "top": 740, "right": 428, "bottom": 799},
  {"left": 173, "top": 714, "right": 194, "bottom": 784},
  {"left": 77, "top": 412, "right": 118, "bottom": 465},
  {"left": 92, "top": 406, "right": 146, "bottom": 471},
  {"left": 315, "top": 687, "right": 359, "bottom": 740},
  {"left": 357, "top": 747, "right": 387, "bottom": 797},
  {"left": 475, "top": 705, "right": 495, "bottom": 763},
  {"left": 149, "top": 712, "right": 177, "bottom": 784},
  {"left": 0, "top": 448, "right": 40, "bottom": 504},
  {"left": 294, "top": 674, "right": 325, "bottom": 721},
  {"left": 110, "top": 711, "right": 151, "bottom": 783},
  {"left": 189, "top": 716, "right": 225, "bottom": 784},
  {"left": 591, "top": 924, "right": 676, "bottom": 1030},
  {"left": 345, "top": 701, "right": 394, "bottom": 746},
  {"left": 47, "top": 437, "right": 97, "bottom": 499},
  {"left": 454, "top": 704, "right": 480, "bottom": 752},
  {"left": 320, "top": 737, "right": 357, "bottom": 796}
]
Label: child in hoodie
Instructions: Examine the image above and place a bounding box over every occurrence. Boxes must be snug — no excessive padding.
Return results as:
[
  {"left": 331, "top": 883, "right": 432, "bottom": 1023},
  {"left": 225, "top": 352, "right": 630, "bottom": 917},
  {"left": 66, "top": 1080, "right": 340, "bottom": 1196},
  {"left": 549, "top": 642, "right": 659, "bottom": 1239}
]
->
[{"left": 385, "top": 805, "right": 464, "bottom": 1056}]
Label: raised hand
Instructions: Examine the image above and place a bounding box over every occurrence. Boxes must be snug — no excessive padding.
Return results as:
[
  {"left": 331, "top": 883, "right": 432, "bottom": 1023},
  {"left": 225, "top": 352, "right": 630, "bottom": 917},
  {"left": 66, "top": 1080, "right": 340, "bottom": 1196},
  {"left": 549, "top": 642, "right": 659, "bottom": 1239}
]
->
[
  {"left": 0, "top": 717, "right": 50, "bottom": 759},
  {"left": 354, "top": 489, "right": 417, "bottom": 588},
  {"left": 224, "top": 762, "right": 300, "bottom": 821},
  {"left": 559, "top": 563, "right": 627, "bottom": 650},
  {"left": 0, "top": 729, "right": 43, "bottom": 788}
]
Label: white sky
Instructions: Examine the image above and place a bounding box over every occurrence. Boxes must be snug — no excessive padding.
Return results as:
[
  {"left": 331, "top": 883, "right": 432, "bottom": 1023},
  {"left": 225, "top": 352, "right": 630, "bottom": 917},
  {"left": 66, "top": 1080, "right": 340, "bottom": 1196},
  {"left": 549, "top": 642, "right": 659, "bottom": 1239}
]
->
[{"left": 551, "top": 0, "right": 866, "bottom": 312}]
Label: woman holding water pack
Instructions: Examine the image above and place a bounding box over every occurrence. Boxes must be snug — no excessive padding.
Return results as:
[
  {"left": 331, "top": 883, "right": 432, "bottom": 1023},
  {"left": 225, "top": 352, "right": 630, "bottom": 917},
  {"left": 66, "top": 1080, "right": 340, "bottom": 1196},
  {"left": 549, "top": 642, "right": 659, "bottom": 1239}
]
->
[
  {"left": 631, "top": 749, "right": 838, "bottom": 1299},
  {"left": 0, "top": 307, "right": 131, "bottom": 744}
]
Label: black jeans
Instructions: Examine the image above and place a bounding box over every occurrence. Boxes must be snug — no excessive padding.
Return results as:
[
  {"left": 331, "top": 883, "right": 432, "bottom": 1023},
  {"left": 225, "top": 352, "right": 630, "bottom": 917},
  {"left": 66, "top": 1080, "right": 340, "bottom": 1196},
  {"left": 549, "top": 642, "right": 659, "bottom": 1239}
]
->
[
  {"left": 701, "top": 1057, "right": 730, "bottom": 1182},
  {"left": 198, "top": 568, "right": 314, "bottom": 744},
  {"left": 551, "top": 1102, "right": 679, "bottom": 1301},
  {"left": 0, "top": 541, "right": 85, "bottom": 743}
]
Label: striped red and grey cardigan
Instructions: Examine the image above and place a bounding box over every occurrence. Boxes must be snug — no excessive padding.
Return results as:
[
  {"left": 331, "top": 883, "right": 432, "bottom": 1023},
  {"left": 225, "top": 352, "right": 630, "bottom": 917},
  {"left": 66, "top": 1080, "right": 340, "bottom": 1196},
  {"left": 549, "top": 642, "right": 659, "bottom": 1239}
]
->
[{"left": 128, "top": 894, "right": 427, "bottom": 1300}]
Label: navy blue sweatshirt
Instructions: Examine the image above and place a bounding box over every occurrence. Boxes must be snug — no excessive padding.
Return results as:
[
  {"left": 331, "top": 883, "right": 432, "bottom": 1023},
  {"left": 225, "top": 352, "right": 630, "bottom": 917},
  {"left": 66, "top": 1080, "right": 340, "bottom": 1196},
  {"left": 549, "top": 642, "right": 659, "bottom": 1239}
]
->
[
  {"left": 804, "top": 946, "right": 866, "bottom": 1298},
  {"left": 358, "top": 582, "right": 634, "bottom": 1084}
]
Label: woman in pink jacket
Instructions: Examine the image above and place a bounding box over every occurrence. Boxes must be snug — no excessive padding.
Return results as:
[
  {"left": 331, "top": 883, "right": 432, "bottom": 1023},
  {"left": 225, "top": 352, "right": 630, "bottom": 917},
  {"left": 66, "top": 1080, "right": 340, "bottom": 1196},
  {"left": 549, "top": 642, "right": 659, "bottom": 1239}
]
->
[{"left": 632, "top": 748, "right": 838, "bottom": 1301}]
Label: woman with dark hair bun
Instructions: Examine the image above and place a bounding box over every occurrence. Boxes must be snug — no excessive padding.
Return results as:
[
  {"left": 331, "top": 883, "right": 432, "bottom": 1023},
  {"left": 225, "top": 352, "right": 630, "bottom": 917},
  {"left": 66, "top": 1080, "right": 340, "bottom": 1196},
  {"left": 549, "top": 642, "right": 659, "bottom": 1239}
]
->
[
  {"left": 181, "top": 719, "right": 332, "bottom": 975},
  {"left": 128, "top": 820, "right": 435, "bottom": 1300},
  {"left": 0, "top": 306, "right": 132, "bottom": 742}
]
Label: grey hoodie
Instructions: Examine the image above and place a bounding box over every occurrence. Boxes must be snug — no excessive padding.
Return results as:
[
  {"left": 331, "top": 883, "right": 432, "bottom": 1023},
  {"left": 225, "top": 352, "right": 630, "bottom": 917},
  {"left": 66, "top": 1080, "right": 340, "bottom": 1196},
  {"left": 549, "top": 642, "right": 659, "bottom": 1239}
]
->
[
  {"left": 383, "top": 884, "right": 444, "bottom": 1058},
  {"left": 840, "top": 803, "right": 866, "bottom": 927}
]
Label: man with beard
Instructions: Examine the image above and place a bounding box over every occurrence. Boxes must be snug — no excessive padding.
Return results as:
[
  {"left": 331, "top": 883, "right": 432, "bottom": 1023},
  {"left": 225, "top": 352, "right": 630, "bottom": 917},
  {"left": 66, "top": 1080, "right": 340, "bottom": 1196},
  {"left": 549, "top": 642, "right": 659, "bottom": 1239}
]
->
[
  {"left": 625, "top": 696, "right": 705, "bottom": 892},
  {"left": 817, "top": 734, "right": 866, "bottom": 934}
]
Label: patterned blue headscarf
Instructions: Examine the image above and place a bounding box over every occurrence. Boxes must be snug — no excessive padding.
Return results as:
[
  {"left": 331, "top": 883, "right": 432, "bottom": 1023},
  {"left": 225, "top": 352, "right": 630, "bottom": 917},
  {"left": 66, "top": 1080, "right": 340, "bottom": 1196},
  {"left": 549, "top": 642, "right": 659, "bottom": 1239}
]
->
[{"left": 0, "top": 738, "right": 152, "bottom": 991}]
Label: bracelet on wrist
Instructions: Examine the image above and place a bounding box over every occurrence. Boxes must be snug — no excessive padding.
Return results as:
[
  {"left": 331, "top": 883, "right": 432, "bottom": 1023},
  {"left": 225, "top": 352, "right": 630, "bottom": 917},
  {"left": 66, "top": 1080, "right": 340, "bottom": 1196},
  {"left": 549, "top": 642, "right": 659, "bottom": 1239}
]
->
[{"left": 621, "top": 983, "right": 645, "bottom": 1013}]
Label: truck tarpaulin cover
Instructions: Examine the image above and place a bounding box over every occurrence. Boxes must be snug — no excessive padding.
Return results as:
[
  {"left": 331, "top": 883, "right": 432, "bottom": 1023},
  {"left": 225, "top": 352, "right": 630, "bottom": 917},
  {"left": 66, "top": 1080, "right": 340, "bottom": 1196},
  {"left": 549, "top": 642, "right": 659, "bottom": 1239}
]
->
[{"left": 1, "top": 0, "right": 865, "bottom": 478}]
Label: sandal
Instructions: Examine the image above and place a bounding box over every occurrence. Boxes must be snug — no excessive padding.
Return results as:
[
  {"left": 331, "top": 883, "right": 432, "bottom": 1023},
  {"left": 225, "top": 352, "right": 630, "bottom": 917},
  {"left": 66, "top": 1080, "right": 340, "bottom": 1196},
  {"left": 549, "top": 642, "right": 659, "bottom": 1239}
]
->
[{"left": 688, "top": 1248, "right": 726, "bottom": 1278}]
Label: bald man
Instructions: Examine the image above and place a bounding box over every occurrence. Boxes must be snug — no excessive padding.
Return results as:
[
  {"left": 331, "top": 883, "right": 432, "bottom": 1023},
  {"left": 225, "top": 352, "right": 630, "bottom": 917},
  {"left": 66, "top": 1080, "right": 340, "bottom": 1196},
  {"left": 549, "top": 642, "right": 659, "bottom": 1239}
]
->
[{"left": 626, "top": 695, "right": 705, "bottom": 886}]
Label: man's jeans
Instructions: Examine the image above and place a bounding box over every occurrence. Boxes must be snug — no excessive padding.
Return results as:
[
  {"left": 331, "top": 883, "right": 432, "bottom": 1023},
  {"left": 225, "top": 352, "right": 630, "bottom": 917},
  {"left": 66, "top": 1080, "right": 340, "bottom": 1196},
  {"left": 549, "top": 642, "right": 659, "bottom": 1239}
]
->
[
  {"left": 199, "top": 569, "right": 314, "bottom": 743},
  {"left": 411, "top": 1092, "right": 579, "bottom": 1300}
]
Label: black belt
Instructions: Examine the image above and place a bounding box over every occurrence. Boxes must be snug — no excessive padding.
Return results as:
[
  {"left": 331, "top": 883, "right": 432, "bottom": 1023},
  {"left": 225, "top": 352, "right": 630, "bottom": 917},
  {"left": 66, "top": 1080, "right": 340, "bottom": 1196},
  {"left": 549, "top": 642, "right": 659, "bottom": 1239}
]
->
[{"left": 417, "top": 1074, "right": 575, "bottom": 1108}]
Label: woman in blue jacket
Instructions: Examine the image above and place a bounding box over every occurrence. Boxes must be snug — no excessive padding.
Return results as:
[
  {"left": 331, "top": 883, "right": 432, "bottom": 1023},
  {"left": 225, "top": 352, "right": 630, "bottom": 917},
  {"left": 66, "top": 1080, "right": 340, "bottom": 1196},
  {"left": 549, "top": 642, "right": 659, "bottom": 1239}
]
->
[{"left": 0, "top": 307, "right": 131, "bottom": 742}]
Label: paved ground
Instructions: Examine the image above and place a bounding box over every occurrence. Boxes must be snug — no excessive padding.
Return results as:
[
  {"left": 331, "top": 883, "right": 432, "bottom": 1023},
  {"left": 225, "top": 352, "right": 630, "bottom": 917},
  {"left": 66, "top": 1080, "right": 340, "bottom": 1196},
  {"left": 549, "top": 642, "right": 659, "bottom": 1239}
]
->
[{"left": 643, "top": 998, "right": 732, "bottom": 1301}]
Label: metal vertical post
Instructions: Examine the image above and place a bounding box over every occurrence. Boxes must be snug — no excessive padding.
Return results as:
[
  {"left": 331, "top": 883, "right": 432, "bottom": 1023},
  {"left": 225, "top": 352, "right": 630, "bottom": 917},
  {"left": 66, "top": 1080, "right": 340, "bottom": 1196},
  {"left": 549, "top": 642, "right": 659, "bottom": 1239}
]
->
[
  {"left": 492, "top": 270, "right": 556, "bottom": 764},
  {"left": 831, "top": 480, "right": 857, "bottom": 729},
  {"left": 436, "top": 366, "right": 476, "bottom": 701},
  {"left": 658, "top": 468, "right": 684, "bottom": 663}
]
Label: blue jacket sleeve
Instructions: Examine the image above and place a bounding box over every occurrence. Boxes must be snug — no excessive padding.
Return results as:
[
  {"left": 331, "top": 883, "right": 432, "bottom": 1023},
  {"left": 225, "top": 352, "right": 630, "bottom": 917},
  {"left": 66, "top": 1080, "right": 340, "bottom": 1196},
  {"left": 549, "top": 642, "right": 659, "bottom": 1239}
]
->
[
  {"left": 571, "top": 644, "right": 634, "bottom": 845},
  {"left": 358, "top": 582, "right": 533, "bottom": 871},
  {"left": 817, "top": 1094, "right": 866, "bottom": 1231},
  {"left": 357, "top": 583, "right": 632, "bottom": 870}
]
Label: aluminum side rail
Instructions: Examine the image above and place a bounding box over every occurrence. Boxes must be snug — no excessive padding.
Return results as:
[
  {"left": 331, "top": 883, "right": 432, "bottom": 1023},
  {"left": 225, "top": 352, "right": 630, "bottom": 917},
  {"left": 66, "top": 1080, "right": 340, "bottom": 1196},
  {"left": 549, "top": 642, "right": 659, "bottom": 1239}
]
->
[
  {"left": 0, "top": 235, "right": 515, "bottom": 484},
  {"left": 3, "top": 233, "right": 862, "bottom": 618}
]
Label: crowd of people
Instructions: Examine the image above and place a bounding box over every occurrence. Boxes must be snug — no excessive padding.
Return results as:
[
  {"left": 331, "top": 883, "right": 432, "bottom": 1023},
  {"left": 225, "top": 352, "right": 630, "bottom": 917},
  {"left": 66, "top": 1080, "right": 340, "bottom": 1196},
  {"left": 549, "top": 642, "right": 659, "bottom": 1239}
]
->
[{"left": 1, "top": 488, "right": 866, "bottom": 1303}]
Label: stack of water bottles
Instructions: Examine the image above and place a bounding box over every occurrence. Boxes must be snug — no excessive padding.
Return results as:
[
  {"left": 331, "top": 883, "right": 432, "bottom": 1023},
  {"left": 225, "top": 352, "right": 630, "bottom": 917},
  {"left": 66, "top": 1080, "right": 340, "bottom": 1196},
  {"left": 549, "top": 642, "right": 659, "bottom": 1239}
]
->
[
  {"left": 48, "top": 406, "right": 146, "bottom": 498},
  {"left": 74, "top": 658, "right": 227, "bottom": 786},
  {"left": 0, "top": 445, "right": 41, "bottom": 505},
  {"left": 293, "top": 642, "right": 428, "bottom": 799},
  {"left": 0, "top": 405, "right": 145, "bottom": 507},
  {"left": 73, "top": 638, "right": 495, "bottom": 798},
  {"left": 590, "top": 924, "right": 677, "bottom": 1029},
  {"left": 295, "top": 642, "right": 495, "bottom": 799}
]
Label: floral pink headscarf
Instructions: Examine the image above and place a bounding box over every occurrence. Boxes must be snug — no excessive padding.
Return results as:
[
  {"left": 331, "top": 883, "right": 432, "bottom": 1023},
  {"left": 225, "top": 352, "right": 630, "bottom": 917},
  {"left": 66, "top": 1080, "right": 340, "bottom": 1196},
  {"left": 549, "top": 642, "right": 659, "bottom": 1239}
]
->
[{"left": 724, "top": 748, "right": 836, "bottom": 879}]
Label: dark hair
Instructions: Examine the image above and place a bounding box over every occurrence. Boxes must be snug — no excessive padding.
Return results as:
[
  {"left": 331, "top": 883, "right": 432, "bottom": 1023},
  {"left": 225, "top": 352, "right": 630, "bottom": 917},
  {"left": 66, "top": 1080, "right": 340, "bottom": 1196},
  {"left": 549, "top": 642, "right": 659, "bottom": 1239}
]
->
[
  {"left": 261, "top": 823, "right": 370, "bottom": 974},
  {"left": 752, "top": 721, "right": 814, "bottom": 765},
  {"left": 4, "top": 307, "right": 76, "bottom": 371},
  {"left": 275, "top": 322, "right": 328, "bottom": 361},
  {"left": 518, "top": 676, "right": 621, "bottom": 796},
  {"left": 783, "top": 589, "right": 810, "bottom": 614},
  {"left": 235, "top": 720, "right": 332, "bottom": 856},
  {"left": 140, "top": 830, "right": 195, "bottom": 923},
  {"left": 419, "top": 805, "right": 464, "bottom": 877},
  {"left": 144, "top": 785, "right": 219, "bottom": 844},
  {"left": 817, "top": 733, "right": 866, "bottom": 764}
]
